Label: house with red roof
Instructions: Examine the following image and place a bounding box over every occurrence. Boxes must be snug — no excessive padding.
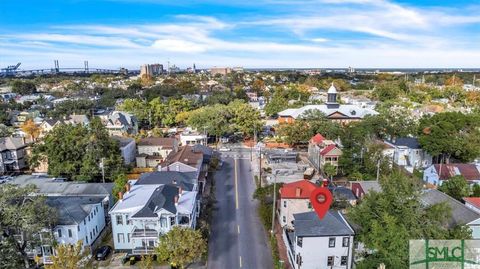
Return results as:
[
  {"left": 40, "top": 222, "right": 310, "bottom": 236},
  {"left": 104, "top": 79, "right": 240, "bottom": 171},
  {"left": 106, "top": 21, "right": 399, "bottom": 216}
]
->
[
  {"left": 464, "top": 197, "right": 480, "bottom": 214},
  {"left": 279, "top": 180, "right": 318, "bottom": 229},
  {"left": 423, "top": 163, "right": 480, "bottom": 187},
  {"left": 307, "top": 134, "right": 342, "bottom": 173}
]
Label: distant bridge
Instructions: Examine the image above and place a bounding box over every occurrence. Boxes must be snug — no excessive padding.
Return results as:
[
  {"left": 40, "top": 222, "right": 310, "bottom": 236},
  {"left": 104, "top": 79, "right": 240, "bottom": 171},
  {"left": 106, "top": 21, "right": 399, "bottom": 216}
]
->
[{"left": 0, "top": 68, "right": 140, "bottom": 77}]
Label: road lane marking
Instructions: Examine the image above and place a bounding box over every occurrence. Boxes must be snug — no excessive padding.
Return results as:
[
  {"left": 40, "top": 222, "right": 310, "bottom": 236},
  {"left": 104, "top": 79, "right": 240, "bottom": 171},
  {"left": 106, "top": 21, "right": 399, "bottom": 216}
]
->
[
  {"left": 239, "top": 256, "right": 242, "bottom": 268},
  {"left": 237, "top": 225, "right": 240, "bottom": 234},
  {"left": 235, "top": 158, "right": 239, "bottom": 210}
]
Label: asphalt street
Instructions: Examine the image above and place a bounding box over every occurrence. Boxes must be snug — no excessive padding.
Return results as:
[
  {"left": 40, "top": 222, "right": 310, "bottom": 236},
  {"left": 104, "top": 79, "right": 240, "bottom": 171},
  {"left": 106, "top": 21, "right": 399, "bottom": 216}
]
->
[{"left": 207, "top": 149, "right": 273, "bottom": 269}]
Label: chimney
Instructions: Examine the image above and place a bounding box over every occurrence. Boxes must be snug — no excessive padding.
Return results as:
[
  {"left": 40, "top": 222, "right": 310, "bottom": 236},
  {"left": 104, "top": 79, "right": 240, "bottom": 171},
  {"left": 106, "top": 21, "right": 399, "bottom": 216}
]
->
[
  {"left": 179, "top": 187, "right": 183, "bottom": 196},
  {"left": 295, "top": 187, "right": 301, "bottom": 197},
  {"left": 118, "top": 192, "right": 123, "bottom": 201},
  {"left": 125, "top": 182, "right": 131, "bottom": 192},
  {"left": 174, "top": 195, "right": 179, "bottom": 206}
]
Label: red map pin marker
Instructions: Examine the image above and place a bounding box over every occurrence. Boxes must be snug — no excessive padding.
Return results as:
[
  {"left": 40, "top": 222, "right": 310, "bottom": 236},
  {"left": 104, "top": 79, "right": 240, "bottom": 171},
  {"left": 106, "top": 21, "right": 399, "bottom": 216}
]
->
[{"left": 310, "top": 187, "right": 333, "bottom": 220}]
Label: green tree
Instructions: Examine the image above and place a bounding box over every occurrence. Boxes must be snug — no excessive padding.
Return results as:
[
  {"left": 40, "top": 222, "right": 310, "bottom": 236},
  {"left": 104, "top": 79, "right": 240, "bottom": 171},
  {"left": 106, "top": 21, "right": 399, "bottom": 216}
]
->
[
  {"left": 0, "top": 237, "right": 24, "bottom": 269},
  {"left": 11, "top": 80, "right": 37, "bottom": 95},
  {"left": 112, "top": 173, "right": 128, "bottom": 200},
  {"left": 349, "top": 172, "right": 462, "bottom": 268},
  {"left": 323, "top": 163, "right": 337, "bottom": 180},
  {"left": 30, "top": 117, "right": 124, "bottom": 181},
  {"left": 472, "top": 184, "right": 480, "bottom": 197},
  {"left": 227, "top": 100, "right": 262, "bottom": 136},
  {"left": 118, "top": 98, "right": 149, "bottom": 124},
  {"left": 156, "top": 227, "right": 206, "bottom": 269},
  {"left": 0, "top": 184, "right": 57, "bottom": 268},
  {"left": 418, "top": 112, "right": 480, "bottom": 163},
  {"left": 438, "top": 175, "right": 470, "bottom": 201}
]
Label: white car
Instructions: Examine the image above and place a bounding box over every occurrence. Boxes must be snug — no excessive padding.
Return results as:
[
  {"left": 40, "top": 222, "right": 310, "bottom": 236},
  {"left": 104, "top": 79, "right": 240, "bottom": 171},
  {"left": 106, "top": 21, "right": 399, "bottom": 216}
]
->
[{"left": 219, "top": 147, "right": 231, "bottom": 152}]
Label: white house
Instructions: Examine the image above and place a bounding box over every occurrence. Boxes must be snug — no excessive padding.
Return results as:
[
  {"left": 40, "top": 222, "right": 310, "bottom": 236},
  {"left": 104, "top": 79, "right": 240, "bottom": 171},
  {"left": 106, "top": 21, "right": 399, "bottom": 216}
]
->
[
  {"left": 423, "top": 163, "right": 480, "bottom": 186},
  {"left": 136, "top": 137, "right": 178, "bottom": 168},
  {"left": 39, "top": 196, "right": 108, "bottom": 265},
  {"left": 109, "top": 183, "right": 199, "bottom": 254},
  {"left": 112, "top": 136, "right": 136, "bottom": 165},
  {"left": 283, "top": 211, "right": 355, "bottom": 269},
  {"left": 279, "top": 180, "right": 317, "bottom": 229},
  {"left": 179, "top": 130, "right": 207, "bottom": 146},
  {"left": 383, "top": 137, "right": 432, "bottom": 172},
  {"left": 101, "top": 111, "right": 138, "bottom": 136}
]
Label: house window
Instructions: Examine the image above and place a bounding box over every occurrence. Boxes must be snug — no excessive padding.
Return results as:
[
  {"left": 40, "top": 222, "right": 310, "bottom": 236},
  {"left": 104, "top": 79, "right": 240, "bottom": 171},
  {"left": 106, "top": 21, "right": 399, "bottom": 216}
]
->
[
  {"left": 88, "top": 216, "right": 90, "bottom": 222},
  {"left": 343, "top": 237, "right": 349, "bottom": 247},
  {"left": 160, "top": 217, "right": 167, "bottom": 227},
  {"left": 282, "top": 216, "right": 286, "bottom": 223},
  {"left": 116, "top": 215, "right": 123, "bottom": 225},
  {"left": 283, "top": 201, "right": 287, "bottom": 208},
  {"left": 57, "top": 229, "right": 62, "bottom": 238},
  {"left": 85, "top": 236, "right": 88, "bottom": 244},
  {"left": 341, "top": 256, "right": 348, "bottom": 266},
  {"left": 297, "top": 237, "right": 303, "bottom": 247},
  {"left": 327, "top": 256, "right": 334, "bottom": 266},
  {"left": 329, "top": 237, "right": 335, "bottom": 248},
  {"left": 84, "top": 219, "right": 86, "bottom": 225},
  {"left": 126, "top": 218, "right": 132, "bottom": 225},
  {"left": 127, "top": 233, "right": 130, "bottom": 243},
  {"left": 90, "top": 232, "right": 92, "bottom": 240},
  {"left": 68, "top": 229, "right": 72, "bottom": 238},
  {"left": 170, "top": 217, "right": 176, "bottom": 226},
  {"left": 307, "top": 202, "right": 312, "bottom": 209},
  {"left": 96, "top": 226, "right": 98, "bottom": 234},
  {"left": 77, "top": 226, "right": 80, "bottom": 232},
  {"left": 117, "top": 233, "right": 124, "bottom": 243}
]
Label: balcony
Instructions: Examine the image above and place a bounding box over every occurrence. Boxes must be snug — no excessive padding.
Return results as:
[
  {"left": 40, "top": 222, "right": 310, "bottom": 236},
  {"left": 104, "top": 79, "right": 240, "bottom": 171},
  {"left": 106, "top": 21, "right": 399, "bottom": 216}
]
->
[
  {"left": 132, "top": 247, "right": 156, "bottom": 255},
  {"left": 131, "top": 228, "right": 158, "bottom": 238}
]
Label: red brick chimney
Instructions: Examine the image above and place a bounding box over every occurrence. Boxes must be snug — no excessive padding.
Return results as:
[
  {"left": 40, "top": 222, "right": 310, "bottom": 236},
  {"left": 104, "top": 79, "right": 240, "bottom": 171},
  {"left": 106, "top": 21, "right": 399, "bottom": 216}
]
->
[
  {"left": 174, "top": 195, "right": 179, "bottom": 206},
  {"left": 179, "top": 187, "right": 183, "bottom": 196},
  {"left": 118, "top": 192, "right": 123, "bottom": 201},
  {"left": 295, "top": 187, "right": 301, "bottom": 197},
  {"left": 125, "top": 182, "right": 130, "bottom": 192}
]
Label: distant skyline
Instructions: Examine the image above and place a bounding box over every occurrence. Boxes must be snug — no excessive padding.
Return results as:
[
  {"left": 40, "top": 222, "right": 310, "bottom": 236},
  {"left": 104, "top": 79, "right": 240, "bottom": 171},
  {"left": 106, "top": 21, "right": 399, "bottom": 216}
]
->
[{"left": 1, "top": 0, "right": 480, "bottom": 69}]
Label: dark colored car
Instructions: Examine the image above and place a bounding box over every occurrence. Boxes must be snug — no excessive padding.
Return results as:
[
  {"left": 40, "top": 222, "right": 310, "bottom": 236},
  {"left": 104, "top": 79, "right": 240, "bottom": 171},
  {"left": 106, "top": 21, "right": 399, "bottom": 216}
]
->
[{"left": 95, "top": 246, "right": 112, "bottom": 261}]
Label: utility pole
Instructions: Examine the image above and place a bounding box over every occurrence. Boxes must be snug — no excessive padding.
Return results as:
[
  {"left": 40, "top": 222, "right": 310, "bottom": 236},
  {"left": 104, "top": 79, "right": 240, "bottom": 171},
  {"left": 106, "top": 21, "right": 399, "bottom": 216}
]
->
[
  {"left": 259, "top": 146, "right": 262, "bottom": 188},
  {"left": 376, "top": 158, "right": 380, "bottom": 181},
  {"left": 100, "top": 158, "right": 105, "bottom": 183},
  {"left": 271, "top": 174, "right": 277, "bottom": 235}
]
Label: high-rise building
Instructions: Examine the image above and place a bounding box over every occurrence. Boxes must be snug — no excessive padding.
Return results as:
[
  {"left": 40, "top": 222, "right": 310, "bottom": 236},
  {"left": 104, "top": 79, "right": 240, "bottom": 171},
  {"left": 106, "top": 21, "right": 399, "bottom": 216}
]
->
[
  {"left": 210, "top": 67, "right": 232, "bottom": 76},
  {"left": 140, "top": 63, "right": 164, "bottom": 77}
]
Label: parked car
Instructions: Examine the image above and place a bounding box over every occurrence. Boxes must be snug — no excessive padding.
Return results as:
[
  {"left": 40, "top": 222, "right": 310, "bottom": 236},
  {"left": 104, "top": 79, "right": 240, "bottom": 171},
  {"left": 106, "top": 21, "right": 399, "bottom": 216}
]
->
[
  {"left": 95, "top": 246, "right": 112, "bottom": 261},
  {"left": 219, "top": 147, "right": 231, "bottom": 152}
]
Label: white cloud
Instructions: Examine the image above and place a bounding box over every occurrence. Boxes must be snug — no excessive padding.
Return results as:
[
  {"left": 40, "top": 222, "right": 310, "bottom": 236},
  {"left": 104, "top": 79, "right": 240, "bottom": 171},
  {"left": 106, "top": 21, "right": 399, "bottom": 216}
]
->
[{"left": 1, "top": 2, "right": 480, "bottom": 68}]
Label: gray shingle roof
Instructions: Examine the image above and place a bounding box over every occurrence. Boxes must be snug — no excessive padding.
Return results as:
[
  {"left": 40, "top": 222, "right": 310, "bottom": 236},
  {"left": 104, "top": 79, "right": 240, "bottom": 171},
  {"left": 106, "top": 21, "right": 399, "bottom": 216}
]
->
[
  {"left": 385, "top": 137, "right": 421, "bottom": 149},
  {"left": 293, "top": 211, "right": 355, "bottom": 237},
  {"left": 10, "top": 175, "right": 113, "bottom": 197},
  {"left": 421, "top": 189, "right": 480, "bottom": 227},
  {"left": 46, "top": 196, "right": 104, "bottom": 225},
  {"left": 136, "top": 171, "right": 196, "bottom": 191},
  {"left": 0, "top": 137, "right": 26, "bottom": 151},
  {"left": 131, "top": 185, "right": 179, "bottom": 218}
]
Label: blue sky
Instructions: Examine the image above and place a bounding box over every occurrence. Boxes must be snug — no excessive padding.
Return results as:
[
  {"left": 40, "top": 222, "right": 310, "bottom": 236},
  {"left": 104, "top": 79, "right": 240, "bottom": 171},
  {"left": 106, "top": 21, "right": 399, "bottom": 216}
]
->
[{"left": 1, "top": 0, "right": 480, "bottom": 69}]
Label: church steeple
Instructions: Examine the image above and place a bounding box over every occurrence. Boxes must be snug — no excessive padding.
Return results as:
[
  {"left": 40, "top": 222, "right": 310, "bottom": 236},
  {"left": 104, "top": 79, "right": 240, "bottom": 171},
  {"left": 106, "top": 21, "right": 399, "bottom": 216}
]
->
[{"left": 326, "top": 83, "right": 338, "bottom": 104}]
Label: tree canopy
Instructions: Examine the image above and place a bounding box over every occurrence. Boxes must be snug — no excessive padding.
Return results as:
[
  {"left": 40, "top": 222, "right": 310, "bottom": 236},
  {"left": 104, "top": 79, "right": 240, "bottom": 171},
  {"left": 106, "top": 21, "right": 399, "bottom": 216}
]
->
[
  {"left": 0, "top": 184, "right": 57, "bottom": 268},
  {"left": 418, "top": 112, "right": 480, "bottom": 162},
  {"left": 30, "top": 117, "right": 124, "bottom": 181},
  {"left": 156, "top": 227, "right": 206, "bottom": 268},
  {"left": 438, "top": 175, "right": 470, "bottom": 201},
  {"left": 349, "top": 172, "right": 470, "bottom": 269}
]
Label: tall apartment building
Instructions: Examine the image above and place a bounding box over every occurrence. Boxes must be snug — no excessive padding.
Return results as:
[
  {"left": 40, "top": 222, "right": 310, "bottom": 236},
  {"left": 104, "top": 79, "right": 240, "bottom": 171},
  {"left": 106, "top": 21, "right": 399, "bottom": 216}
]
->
[{"left": 140, "top": 64, "right": 164, "bottom": 77}]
